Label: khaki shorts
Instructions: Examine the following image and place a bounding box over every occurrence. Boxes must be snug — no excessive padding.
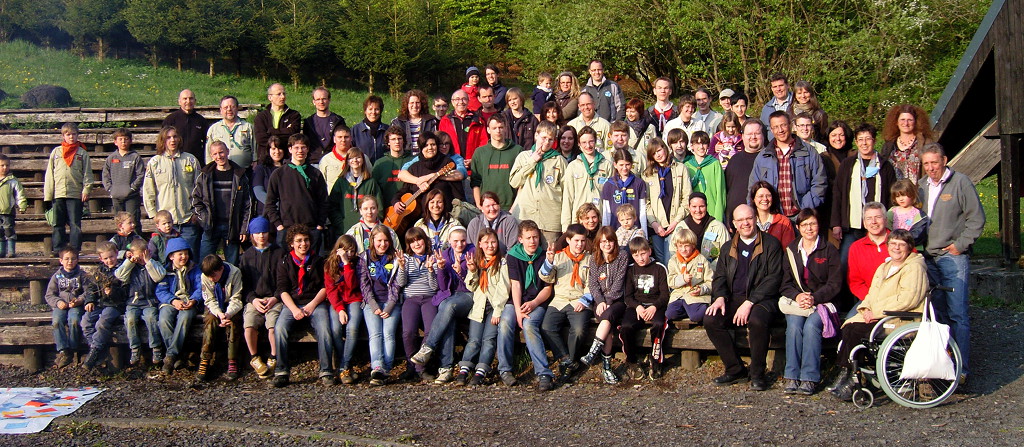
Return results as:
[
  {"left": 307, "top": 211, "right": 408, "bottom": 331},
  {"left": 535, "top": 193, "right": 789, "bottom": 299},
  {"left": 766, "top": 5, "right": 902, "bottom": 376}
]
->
[{"left": 243, "top": 301, "right": 283, "bottom": 330}]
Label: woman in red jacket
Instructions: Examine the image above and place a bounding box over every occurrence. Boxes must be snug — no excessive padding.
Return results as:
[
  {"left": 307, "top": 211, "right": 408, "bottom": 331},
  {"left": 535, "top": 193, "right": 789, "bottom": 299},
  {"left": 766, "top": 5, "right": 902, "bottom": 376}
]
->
[{"left": 325, "top": 234, "right": 364, "bottom": 384}]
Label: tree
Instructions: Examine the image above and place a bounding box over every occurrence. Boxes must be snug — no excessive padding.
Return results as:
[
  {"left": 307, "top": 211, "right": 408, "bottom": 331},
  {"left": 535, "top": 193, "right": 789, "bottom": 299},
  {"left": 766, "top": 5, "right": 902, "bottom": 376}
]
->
[
  {"left": 188, "top": 0, "right": 246, "bottom": 77},
  {"left": 266, "top": 0, "right": 331, "bottom": 88},
  {"left": 335, "top": 0, "right": 434, "bottom": 95},
  {"left": 123, "top": 0, "right": 193, "bottom": 69},
  {"left": 59, "top": 0, "right": 126, "bottom": 60}
]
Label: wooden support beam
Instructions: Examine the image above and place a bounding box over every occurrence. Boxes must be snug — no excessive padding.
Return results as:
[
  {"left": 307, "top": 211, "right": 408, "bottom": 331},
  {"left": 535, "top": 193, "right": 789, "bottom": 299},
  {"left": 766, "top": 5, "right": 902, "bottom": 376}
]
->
[{"left": 999, "top": 134, "right": 1022, "bottom": 264}]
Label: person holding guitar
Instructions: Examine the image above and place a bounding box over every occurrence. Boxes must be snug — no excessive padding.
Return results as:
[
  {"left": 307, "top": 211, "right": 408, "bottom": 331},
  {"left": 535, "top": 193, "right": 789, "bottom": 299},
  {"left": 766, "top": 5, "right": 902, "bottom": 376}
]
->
[{"left": 386, "top": 132, "right": 462, "bottom": 234}]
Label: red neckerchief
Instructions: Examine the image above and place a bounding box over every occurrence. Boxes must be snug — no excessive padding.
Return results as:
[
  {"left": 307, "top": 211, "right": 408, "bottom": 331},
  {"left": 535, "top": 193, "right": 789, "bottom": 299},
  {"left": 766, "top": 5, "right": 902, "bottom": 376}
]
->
[{"left": 290, "top": 250, "right": 309, "bottom": 294}]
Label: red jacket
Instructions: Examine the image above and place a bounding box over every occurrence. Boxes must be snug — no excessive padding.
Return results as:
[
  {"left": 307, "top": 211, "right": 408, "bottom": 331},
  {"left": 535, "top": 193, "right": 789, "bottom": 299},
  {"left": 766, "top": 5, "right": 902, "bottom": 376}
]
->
[
  {"left": 325, "top": 263, "right": 362, "bottom": 311},
  {"left": 438, "top": 113, "right": 487, "bottom": 161},
  {"left": 461, "top": 84, "right": 480, "bottom": 111},
  {"left": 846, "top": 233, "right": 890, "bottom": 301}
]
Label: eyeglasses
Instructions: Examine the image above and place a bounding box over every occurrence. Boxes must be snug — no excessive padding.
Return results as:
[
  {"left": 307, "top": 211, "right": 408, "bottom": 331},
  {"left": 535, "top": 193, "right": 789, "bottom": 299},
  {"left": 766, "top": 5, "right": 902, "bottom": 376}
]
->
[
  {"left": 799, "top": 222, "right": 819, "bottom": 228},
  {"left": 451, "top": 97, "right": 468, "bottom": 102}
]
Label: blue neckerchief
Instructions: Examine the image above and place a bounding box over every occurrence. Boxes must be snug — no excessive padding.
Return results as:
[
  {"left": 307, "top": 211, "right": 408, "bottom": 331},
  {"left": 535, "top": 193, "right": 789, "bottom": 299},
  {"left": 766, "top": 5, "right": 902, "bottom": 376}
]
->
[
  {"left": 613, "top": 173, "right": 635, "bottom": 191},
  {"left": 369, "top": 254, "right": 391, "bottom": 282},
  {"left": 657, "top": 166, "right": 671, "bottom": 199}
]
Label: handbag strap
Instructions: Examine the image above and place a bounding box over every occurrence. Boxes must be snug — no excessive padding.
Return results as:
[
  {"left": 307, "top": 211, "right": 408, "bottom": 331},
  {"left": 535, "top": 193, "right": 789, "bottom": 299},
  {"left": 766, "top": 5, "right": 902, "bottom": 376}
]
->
[{"left": 786, "top": 248, "right": 807, "bottom": 294}]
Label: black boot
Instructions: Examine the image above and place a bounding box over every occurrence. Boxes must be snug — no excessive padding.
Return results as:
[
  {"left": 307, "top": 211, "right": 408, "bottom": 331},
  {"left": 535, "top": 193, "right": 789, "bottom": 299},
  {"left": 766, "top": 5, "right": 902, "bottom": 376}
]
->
[
  {"left": 601, "top": 354, "right": 619, "bottom": 384},
  {"left": 828, "top": 367, "right": 851, "bottom": 392},
  {"left": 580, "top": 339, "right": 604, "bottom": 365}
]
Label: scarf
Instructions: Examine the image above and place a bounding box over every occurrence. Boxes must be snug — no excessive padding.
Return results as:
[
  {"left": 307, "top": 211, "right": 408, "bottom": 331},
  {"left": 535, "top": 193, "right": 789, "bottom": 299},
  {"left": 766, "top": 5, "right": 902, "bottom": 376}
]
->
[
  {"left": 562, "top": 246, "right": 585, "bottom": 288},
  {"left": 369, "top": 253, "right": 391, "bottom": 282},
  {"left": 363, "top": 118, "right": 382, "bottom": 139},
  {"left": 287, "top": 163, "right": 310, "bottom": 187},
  {"left": 849, "top": 155, "right": 882, "bottom": 228},
  {"left": 290, "top": 251, "right": 309, "bottom": 295},
  {"left": 332, "top": 145, "right": 347, "bottom": 162},
  {"left": 657, "top": 165, "right": 671, "bottom": 199},
  {"left": 684, "top": 215, "right": 711, "bottom": 245},
  {"left": 626, "top": 117, "right": 646, "bottom": 139},
  {"left": 357, "top": 220, "right": 376, "bottom": 250},
  {"left": 478, "top": 255, "right": 498, "bottom": 292},
  {"left": 554, "top": 90, "right": 573, "bottom": 109},
  {"left": 612, "top": 172, "right": 636, "bottom": 192},
  {"left": 676, "top": 249, "right": 699, "bottom": 271},
  {"left": 61, "top": 141, "right": 83, "bottom": 167},
  {"left": 533, "top": 149, "right": 560, "bottom": 187},
  {"left": 685, "top": 154, "right": 716, "bottom": 190},
  {"left": 427, "top": 216, "right": 448, "bottom": 248},
  {"left": 507, "top": 242, "right": 541, "bottom": 290},
  {"left": 580, "top": 152, "right": 606, "bottom": 190}
]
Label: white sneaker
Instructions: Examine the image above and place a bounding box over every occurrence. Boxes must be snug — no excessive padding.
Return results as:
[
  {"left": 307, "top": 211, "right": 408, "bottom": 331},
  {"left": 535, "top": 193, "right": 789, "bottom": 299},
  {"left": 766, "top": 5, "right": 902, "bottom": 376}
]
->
[{"left": 434, "top": 367, "right": 454, "bottom": 384}]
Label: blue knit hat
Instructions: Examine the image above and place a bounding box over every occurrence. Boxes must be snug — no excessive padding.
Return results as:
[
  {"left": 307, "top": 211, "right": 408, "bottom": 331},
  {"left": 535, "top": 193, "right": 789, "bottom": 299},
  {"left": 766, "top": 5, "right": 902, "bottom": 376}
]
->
[
  {"left": 466, "top": 66, "right": 480, "bottom": 79},
  {"left": 165, "top": 238, "right": 191, "bottom": 257},
  {"left": 248, "top": 216, "right": 271, "bottom": 234}
]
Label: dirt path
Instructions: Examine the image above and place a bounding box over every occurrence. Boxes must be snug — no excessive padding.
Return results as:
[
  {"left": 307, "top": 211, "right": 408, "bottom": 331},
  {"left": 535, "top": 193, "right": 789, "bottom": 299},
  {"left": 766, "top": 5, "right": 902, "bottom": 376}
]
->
[{"left": 3, "top": 307, "right": 1022, "bottom": 446}]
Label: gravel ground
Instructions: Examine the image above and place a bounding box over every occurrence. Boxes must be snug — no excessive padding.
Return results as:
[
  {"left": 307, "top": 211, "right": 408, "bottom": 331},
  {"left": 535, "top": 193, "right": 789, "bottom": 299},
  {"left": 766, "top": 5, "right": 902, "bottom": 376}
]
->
[{"left": 2, "top": 306, "right": 1023, "bottom": 446}]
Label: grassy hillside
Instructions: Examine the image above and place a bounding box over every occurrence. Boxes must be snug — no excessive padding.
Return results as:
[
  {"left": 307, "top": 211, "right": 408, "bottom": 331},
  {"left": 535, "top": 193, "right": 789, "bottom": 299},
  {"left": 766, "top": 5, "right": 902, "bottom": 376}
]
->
[{"left": 0, "top": 41, "right": 394, "bottom": 124}]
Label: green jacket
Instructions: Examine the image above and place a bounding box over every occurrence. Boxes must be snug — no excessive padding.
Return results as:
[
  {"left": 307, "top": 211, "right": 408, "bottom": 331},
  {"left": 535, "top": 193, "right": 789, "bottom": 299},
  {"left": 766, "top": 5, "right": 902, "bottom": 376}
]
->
[
  {"left": 371, "top": 153, "right": 413, "bottom": 206},
  {"left": 469, "top": 139, "right": 522, "bottom": 209},
  {"left": 44, "top": 145, "right": 93, "bottom": 201},
  {"left": 329, "top": 174, "right": 383, "bottom": 232},
  {"left": 0, "top": 174, "right": 27, "bottom": 214}
]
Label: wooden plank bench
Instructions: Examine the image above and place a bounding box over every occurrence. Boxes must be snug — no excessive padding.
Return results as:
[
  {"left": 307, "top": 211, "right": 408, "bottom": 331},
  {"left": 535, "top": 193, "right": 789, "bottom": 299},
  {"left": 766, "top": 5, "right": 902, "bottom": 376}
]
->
[{"left": 0, "top": 105, "right": 259, "bottom": 125}]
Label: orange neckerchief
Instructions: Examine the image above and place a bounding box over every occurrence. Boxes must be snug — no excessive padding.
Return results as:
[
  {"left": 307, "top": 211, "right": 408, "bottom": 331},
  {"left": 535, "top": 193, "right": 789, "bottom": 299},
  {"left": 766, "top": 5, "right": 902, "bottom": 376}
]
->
[
  {"left": 676, "top": 249, "right": 699, "bottom": 271},
  {"left": 333, "top": 145, "right": 347, "bottom": 163},
  {"left": 478, "top": 255, "right": 498, "bottom": 292},
  {"left": 61, "top": 141, "right": 83, "bottom": 167},
  {"left": 563, "top": 247, "right": 585, "bottom": 288}
]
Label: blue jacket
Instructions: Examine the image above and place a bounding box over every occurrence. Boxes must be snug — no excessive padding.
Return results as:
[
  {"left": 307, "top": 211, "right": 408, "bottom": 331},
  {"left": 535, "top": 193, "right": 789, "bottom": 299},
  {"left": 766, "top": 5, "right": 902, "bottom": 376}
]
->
[
  {"left": 747, "top": 137, "right": 827, "bottom": 211},
  {"left": 155, "top": 263, "right": 203, "bottom": 305},
  {"left": 351, "top": 120, "right": 390, "bottom": 164}
]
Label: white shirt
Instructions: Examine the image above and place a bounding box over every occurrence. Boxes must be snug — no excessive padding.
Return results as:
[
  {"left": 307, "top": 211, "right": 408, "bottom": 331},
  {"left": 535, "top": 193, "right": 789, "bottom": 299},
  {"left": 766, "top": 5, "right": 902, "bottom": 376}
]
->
[{"left": 925, "top": 168, "right": 952, "bottom": 216}]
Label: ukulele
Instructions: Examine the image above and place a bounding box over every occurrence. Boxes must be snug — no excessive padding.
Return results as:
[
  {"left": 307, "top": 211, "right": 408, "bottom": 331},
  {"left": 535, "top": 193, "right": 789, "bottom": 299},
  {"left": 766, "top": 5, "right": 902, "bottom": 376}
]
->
[{"left": 383, "top": 161, "right": 457, "bottom": 230}]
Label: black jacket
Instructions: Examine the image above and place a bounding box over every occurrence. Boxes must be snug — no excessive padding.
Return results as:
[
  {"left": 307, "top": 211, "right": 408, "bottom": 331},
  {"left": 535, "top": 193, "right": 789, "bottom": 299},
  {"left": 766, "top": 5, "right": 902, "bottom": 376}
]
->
[
  {"left": 264, "top": 163, "right": 330, "bottom": 229},
  {"left": 779, "top": 236, "right": 842, "bottom": 305},
  {"left": 162, "top": 110, "right": 210, "bottom": 161},
  {"left": 275, "top": 253, "right": 325, "bottom": 305},
  {"left": 191, "top": 161, "right": 255, "bottom": 241},
  {"left": 830, "top": 155, "right": 897, "bottom": 230},
  {"left": 88, "top": 265, "right": 127, "bottom": 310},
  {"left": 240, "top": 244, "right": 285, "bottom": 303},
  {"left": 303, "top": 112, "right": 347, "bottom": 164},
  {"left": 254, "top": 106, "right": 303, "bottom": 162},
  {"left": 501, "top": 108, "right": 538, "bottom": 152},
  {"left": 711, "top": 230, "right": 782, "bottom": 304}
]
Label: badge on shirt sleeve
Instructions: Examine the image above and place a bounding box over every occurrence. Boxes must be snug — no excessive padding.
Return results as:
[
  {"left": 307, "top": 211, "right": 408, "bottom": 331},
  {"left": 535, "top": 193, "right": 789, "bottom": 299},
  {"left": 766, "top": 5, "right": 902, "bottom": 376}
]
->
[
  {"left": 613, "top": 189, "right": 623, "bottom": 204},
  {"left": 545, "top": 175, "right": 554, "bottom": 184},
  {"left": 597, "top": 177, "right": 608, "bottom": 185}
]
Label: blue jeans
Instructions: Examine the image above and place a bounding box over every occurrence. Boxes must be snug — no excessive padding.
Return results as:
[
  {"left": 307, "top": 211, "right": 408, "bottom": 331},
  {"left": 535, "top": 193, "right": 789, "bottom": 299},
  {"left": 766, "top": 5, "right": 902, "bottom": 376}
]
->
[
  {"left": 650, "top": 231, "right": 671, "bottom": 265},
  {"left": 926, "top": 253, "right": 971, "bottom": 376},
  {"left": 460, "top": 308, "right": 499, "bottom": 373},
  {"left": 275, "top": 301, "right": 333, "bottom": 376},
  {"left": 176, "top": 223, "right": 202, "bottom": 260},
  {"left": 423, "top": 292, "right": 473, "bottom": 367},
  {"left": 199, "top": 222, "right": 241, "bottom": 266},
  {"left": 363, "top": 303, "right": 402, "bottom": 372},
  {"left": 497, "top": 303, "right": 552, "bottom": 376},
  {"left": 84, "top": 307, "right": 122, "bottom": 351},
  {"left": 541, "top": 305, "right": 592, "bottom": 362},
  {"left": 52, "top": 306, "right": 84, "bottom": 352},
  {"left": 51, "top": 198, "right": 83, "bottom": 252},
  {"left": 158, "top": 304, "right": 198, "bottom": 357},
  {"left": 666, "top": 300, "right": 708, "bottom": 323},
  {"left": 125, "top": 305, "right": 162, "bottom": 351},
  {"left": 784, "top": 312, "right": 825, "bottom": 382},
  {"left": 329, "top": 302, "right": 365, "bottom": 370}
]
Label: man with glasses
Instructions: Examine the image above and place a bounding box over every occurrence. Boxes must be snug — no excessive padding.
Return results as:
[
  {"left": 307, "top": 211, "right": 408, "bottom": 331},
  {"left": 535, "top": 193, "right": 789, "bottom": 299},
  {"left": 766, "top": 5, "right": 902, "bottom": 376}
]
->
[
  {"left": 438, "top": 89, "right": 485, "bottom": 167},
  {"left": 748, "top": 111, "right": 827, "bottom": 219},
  {"left": 705, "top": 204, "right": 782, "bottom": 391},
  {"left": 582, "top": 59, "right": 625, "bottom": 122}
]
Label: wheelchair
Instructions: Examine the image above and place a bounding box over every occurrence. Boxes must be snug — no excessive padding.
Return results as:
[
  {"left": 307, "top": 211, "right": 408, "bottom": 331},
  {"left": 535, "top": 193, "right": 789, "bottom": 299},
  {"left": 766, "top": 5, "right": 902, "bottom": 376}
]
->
[{"left": 845, "top": 290, "right": 963, "bottom": 409}]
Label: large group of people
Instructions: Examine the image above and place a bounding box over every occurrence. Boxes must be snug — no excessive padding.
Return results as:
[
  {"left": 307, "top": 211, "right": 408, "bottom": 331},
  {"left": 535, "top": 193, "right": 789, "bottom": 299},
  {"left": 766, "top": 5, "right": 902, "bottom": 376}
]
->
[{"left": 32, "top": 61, "right": 985, "bottom": 398}]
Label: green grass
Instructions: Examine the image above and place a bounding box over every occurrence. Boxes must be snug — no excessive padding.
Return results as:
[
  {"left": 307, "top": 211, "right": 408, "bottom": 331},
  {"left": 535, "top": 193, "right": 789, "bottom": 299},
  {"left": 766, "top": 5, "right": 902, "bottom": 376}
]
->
[
  {"left": 0, "top": 41, "right": 395, "bottom": 125},
  {"left": 972, "top": 175, "right": 1024, "bottom": 257}
]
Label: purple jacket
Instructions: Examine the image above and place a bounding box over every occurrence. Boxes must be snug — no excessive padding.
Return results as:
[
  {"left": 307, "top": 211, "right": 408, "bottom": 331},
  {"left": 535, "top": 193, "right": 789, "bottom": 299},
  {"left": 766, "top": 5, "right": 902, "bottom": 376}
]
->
[{"left": 434, "top": 245, "right": 475, "bottom": 305}]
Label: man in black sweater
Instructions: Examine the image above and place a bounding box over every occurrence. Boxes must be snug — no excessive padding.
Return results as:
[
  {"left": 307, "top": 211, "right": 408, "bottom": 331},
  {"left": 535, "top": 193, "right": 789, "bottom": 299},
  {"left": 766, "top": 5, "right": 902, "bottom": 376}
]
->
[
  {"left": 706, "top": 204, "right": 782, "bottom": 391},
  {"left": 162, "top": 89, "right": 209, "bottom": 161},
  {"left": 264, "top": 134, "right": 329, "bottom": 252},
  {"left": 723, "top": 120, "right": 764, "bottom": 231}
]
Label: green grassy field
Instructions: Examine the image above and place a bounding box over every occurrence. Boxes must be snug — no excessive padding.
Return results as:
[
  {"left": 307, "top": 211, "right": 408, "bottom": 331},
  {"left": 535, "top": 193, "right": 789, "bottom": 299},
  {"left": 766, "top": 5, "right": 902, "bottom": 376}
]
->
[
  {"left": 971, "top": 175, "right": 1024, "bottom": 258},
  {"left": 0, "top": 41, "right": 394, "bottom": 124}
]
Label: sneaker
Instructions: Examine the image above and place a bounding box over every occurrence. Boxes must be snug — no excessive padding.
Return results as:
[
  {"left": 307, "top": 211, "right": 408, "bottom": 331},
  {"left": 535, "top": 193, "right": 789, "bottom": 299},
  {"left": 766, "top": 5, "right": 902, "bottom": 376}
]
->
[
  {"left": 783, "top": 379, "right": 800, "bottom": 394},
  {"left": 602, "top": 367, "right": 620, "bottom": 385},
  {"left": 250, "top": 357, "right": 269, "bottom": 378},
  {"left": 151, "top": 349, "right": 164, "bottom": 366},
  {"left": 196, "top": 357, "right": 211, "bottom": 381},
  {"left": 225, "top": 360, "right": 239, "bottom": 381},
  {"left": 162, "top": 355, "right": 176, "bottom": 375},
  {"left": 410, "top": 345, "right": 434, "bottom": 365},
  {"left": 434, "top": 367, "right": 454, "bottom": 384},
  {"left": 500, "top": 371, "right": 517, "bottom": 387},
  {"left": 55, "top": 350, "right": 73, "bottom": 368},
  {"left": 129, "top": 349, "right": 142, "bottom": 366},
  {"left": 369, "top": 368, "right": 387, "bottom": 386},
  {"left": 626, "top": 362, "right": 647, "bottom": 380},
  {"left": 559, "top": 361, "right": 583, "bottom": 383},
  {"left": 400, "top": 368, "right": 419, "bottom": 382},
  {"left": 454, "top": 369, "right": 470, "bottom": 386},
  {"left": 537, "top": 374, "right": 554, "bottom": 392},
  {"left": 648, "top": 361, "right": 663, "bottom": 380},
  {"left": 797, "top": 381, "right": 816, "bottom": 395},
  {"left": 468, "top": 373, "right": 485, "bottom": 386},
  {"left": 320, "top": 374, "right": 337, "bottom": 386},
  {"left": 339, "top": 368, "right": 355, "bottom": 385},
  {"left": 271, "top": 374, "right": 289, "bottom": 388},
  {"left": 266, "top": 357, "right": 277, "bottom": 373},
  {"left": 419, "top": 371, "right": 437, "bottom": 382}
]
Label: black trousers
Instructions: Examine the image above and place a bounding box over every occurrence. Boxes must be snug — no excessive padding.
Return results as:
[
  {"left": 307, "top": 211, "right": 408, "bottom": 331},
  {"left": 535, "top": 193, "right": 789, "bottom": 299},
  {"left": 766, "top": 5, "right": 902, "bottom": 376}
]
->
[
  {"left": 704, "top": 297, "right": 778, "bottom": 379},
  {"left": 619, "top": 305, "right": 667, "bottom": 363},
  {"left": 836, "top": 322, "right": 873, "bottom": 368}
]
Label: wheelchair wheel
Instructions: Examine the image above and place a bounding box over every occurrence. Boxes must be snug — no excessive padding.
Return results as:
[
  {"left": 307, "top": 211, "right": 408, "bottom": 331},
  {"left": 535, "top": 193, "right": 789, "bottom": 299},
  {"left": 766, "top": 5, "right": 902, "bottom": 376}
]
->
[
  {"left": 875, "top": 322, "right": 962, "bottom": 409},
  {"left": 852, "top": 387, "right": 874, "bottom": 409}
]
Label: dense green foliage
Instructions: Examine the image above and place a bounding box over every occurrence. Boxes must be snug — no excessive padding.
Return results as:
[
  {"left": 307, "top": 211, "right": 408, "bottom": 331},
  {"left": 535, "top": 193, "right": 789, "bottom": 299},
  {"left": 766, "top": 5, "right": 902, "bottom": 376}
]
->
[{"left": 0, "top": 0, "right": 992, "bottom": 124}]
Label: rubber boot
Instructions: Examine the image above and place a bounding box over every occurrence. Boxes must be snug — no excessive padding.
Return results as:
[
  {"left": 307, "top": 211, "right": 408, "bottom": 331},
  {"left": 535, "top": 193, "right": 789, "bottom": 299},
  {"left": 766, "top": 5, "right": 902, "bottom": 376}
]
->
[
  {"left": 6, "top": 239, "right": 14, "bottom": 258},
  {"left": 580, "top": 339, "right": 604, "bottom": 365}
]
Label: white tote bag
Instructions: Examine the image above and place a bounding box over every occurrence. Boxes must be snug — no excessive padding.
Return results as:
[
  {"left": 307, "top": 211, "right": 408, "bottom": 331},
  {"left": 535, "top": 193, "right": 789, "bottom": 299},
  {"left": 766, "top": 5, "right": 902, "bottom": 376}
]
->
[{"left": 899, "top": 303, "right": 956, "bottom": 380}]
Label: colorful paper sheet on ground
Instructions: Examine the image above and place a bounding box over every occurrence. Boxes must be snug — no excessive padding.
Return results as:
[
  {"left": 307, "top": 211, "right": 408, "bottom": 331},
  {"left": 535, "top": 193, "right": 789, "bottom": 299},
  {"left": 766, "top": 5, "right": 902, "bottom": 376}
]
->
[{"left": 0, "top": 387, "right": 104, "bottom": 434}]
